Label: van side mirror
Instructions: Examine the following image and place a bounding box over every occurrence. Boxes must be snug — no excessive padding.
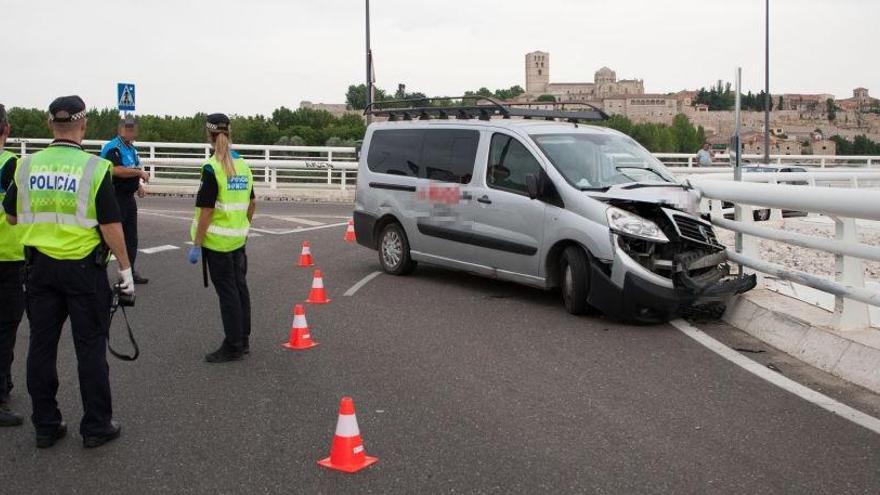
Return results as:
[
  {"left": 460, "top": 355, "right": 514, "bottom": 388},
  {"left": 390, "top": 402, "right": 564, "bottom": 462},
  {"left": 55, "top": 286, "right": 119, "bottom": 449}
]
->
[{"left": 525, "top": 174, "right": 540, "bottom": 200}]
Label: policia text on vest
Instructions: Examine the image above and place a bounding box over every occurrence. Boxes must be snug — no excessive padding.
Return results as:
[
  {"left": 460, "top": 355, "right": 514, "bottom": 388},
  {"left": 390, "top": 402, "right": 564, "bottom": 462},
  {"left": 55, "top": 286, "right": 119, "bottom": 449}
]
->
[
  {"left": 189, "top": 113, "right": 256, "bottom": 365},
  {"left": 2, "top": 95, "right": 134, "bottom": 449}
]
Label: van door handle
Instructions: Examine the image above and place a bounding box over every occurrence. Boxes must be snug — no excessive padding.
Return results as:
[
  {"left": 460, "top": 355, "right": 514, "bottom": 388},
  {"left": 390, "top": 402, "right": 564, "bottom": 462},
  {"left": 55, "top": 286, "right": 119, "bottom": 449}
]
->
[{"left": 477, "top": 195, "right": 492, "bottom": 204}]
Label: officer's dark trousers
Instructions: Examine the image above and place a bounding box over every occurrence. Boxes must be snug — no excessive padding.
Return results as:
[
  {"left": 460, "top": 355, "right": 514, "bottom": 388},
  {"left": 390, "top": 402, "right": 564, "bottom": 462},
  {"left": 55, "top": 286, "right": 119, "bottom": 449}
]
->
[
  {"left": 204, "top": 247, "right": 251, "bottom": 351},
  {"left": 25, "top": 251, "right": 113, "bottom": 437},
  {"left": 116, "top": 194, "right": 138, "bottom": 270},
  {"left": 0, "top": 261, "right": 25, "bottom": 402}
]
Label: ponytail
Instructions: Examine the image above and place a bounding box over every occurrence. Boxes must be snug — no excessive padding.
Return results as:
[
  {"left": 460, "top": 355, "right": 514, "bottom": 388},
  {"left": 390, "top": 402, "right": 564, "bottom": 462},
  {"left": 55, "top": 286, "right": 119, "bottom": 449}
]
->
[{"left": 211, "top": 132, "right": 236, "bottom": 177}]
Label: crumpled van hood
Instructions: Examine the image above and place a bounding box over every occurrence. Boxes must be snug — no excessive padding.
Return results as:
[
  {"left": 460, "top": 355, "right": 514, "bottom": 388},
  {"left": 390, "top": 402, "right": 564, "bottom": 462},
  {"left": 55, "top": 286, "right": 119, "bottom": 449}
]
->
[{"left": 585, "top": 183, "right": 702, "bottom": 213}]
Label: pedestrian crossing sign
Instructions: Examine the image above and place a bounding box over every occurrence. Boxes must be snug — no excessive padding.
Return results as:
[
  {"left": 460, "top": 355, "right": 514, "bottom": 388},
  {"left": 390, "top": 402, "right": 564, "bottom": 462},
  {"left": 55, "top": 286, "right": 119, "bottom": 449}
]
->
[{"left": 117, "top": 83, "right": 136, "bottom": 112}]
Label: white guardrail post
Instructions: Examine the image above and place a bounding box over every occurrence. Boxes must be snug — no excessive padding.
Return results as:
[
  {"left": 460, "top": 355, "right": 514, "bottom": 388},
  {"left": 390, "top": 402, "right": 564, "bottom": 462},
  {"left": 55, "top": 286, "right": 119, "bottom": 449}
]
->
[{"left": 833, "top": 217, "right": 870, "bottom": 330}]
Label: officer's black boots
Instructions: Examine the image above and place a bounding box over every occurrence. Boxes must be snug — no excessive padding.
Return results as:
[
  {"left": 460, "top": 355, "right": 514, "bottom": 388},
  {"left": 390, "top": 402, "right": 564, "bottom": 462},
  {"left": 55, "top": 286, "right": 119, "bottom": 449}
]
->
[
  {"left": 35, "top": 422, "right": 67, "bottom": 448},
  {"left": 132, "top": 271, "right": 149, "bottom": 285},
  {"left": 205, "top": 345, "right": 243, "bottom": 363},
  {"left": 0, "top": 398, "right": 23, "bottom": 427},
  {"left": 83, "top": 421, "right": 122, "bottom": 449},
  {"left": 242, "top": 338, "right": 250, "bottom": 355}
]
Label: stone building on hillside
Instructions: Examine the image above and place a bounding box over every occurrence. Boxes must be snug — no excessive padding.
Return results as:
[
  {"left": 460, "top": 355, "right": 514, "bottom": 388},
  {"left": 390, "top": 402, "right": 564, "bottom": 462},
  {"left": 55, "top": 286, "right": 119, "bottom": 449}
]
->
[
  {"left": 524, "top": 51, "right": 644, "bottom": 102},
  {"left": 838, "top": 87, "right": 879, "bottom": 112}
]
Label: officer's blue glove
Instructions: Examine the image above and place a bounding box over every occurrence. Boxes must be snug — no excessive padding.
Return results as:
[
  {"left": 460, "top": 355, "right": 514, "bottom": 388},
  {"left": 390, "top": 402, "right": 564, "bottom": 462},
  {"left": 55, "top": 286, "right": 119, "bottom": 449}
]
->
[{"left": 188, "top": 246, "right": 202, "bottom": 264}]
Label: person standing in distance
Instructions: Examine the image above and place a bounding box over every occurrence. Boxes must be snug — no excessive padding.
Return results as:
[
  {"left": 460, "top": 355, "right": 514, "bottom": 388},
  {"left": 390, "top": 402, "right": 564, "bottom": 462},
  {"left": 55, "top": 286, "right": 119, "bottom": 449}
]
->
[
  {"left": 188, "top": 114, "right": 255, "bottom": 363},
  {"left": 3, "top": 96, "right": 134, "bottom": 449},
  {"left": 0, "top": 104, "right": 26, "bottom": 427},
  {"left": 100, "top": 115, "right": 149, "bottom": 284},
  {"left": 696, "top": 142, "right": 715, "bottom": 167}
]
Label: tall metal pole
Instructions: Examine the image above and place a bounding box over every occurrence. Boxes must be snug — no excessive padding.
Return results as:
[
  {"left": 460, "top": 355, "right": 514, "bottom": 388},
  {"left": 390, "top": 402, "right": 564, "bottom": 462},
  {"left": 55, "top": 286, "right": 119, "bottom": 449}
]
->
[
  {"left": 763, "top": 0, "right": 770, "bottom": 164},
  {"left": 365, "top": 0, "right": 373, "bottom": 124},
  {"left": 734, "top": 67, "right": 744, "bottom": 256}
]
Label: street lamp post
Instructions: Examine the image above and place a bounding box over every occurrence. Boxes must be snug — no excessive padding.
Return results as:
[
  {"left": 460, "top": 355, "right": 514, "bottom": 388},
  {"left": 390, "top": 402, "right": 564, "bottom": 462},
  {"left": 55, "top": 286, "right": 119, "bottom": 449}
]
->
[
  {"left": 763, "top": 0, "right": 770, "bottom": 164},
  {"left": 365, "top": 0, "right": 373, "bottom": 124}
]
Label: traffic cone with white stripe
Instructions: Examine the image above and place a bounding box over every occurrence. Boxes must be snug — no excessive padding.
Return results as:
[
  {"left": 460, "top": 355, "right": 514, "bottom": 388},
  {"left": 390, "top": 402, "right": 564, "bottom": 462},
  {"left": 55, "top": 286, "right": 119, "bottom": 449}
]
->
[
  {"left": 344, "top": 220, "right": 356, "bottom": 243},
  {"left": 298, "top": 241, "right": 314, "bottom": 267},
  {"left": 306, "top": 270, "right": 331, "bottom": 304},
  {"left": 318, "top": 397, "right": 378, "bottom": 473},
  {"left": 282, "top": 304, "right": 318, "bottom": 350}
]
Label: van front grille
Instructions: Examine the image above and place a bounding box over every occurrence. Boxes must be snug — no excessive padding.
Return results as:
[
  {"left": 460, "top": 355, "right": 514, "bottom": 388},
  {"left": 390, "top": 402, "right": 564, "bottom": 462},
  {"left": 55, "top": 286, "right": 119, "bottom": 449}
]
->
[{"left": 672, "top": 214, "right": 721, "bottom": 247}]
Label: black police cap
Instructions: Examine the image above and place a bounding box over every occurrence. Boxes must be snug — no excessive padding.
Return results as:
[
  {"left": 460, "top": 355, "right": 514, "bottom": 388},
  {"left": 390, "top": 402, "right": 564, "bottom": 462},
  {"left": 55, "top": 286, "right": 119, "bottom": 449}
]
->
[
  {"left": 206, "top": 113, "right": 230, "bottom": 132},
  {"left": 49, "top": 95, "right": 87, "bottom": 123},
  {"left": 121, "top": 114, "right": 138, "bottom": 127}
]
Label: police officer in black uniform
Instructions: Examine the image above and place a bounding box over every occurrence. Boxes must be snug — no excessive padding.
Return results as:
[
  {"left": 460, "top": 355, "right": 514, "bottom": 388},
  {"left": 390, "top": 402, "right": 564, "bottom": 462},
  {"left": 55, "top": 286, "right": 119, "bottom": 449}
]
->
[
  {"left": 101, "top": 115, "right": 149, "bottom": 284},
  {"left": 0, "top": 103, "right": 25, "bottom": 427},
  {"left": 3, "top": 96, "right": 134, "bottom": 448}
]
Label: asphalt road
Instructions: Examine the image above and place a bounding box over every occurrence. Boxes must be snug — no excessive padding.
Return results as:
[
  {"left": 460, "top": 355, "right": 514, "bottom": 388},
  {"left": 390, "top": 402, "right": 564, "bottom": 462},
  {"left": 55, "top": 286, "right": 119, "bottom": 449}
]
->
[{"left": 1, "top": 197, "right": 879, "bottom": 494}]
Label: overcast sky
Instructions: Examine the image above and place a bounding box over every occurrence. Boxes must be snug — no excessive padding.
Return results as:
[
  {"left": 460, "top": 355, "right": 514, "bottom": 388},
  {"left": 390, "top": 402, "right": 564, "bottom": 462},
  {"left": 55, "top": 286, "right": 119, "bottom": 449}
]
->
[{"left": 2, "top": 0, "right": 876, "bottom": 116}]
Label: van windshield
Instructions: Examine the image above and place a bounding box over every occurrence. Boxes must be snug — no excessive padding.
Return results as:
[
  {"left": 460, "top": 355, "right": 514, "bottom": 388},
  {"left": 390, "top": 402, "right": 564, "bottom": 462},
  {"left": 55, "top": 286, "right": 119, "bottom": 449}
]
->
[{"left": 531, "top": 133, "right": 677, "bottom": 189}]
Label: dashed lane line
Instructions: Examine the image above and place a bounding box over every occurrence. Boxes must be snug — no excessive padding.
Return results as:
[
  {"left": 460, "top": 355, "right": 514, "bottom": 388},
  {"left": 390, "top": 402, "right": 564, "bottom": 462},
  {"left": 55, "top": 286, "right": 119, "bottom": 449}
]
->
[
  {"left": 266, "top": 215, "right": 325, "bottom": 226},
  {"left": 139, "top": 245, "right": 180, "bottom": 254},
  {"left": 250, "top": 222, "right": 348, "bottom": 235},
  {"left": 670, "top": 318, "right": 880, "bottom": 435},
  {"left": 344, "top": 271, "right": 382, "bottom": 297},
  {"left": 141, "top": 209, "right": 346, "bottom": 236}
]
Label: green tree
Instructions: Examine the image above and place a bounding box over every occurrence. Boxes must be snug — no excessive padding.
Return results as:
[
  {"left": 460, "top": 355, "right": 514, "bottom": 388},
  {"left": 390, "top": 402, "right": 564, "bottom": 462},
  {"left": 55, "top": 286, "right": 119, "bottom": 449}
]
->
[
  {"left": 826, "top": 98, "right": 837, "bottom": 121},
  {"left": 671, "top": 114, "right": 701, "bottom": 152},
  {"left": 7, "top": 107, "right": 51, "bottom": 138},
  {"left": 345, "top": 84, "right": 388, "bottom": 110},
  {"left": 493, "top": 85, "right": 525, "bottom": 100},
  {"left": 535, "top": 94, "right": 556, "bottom": 102}
]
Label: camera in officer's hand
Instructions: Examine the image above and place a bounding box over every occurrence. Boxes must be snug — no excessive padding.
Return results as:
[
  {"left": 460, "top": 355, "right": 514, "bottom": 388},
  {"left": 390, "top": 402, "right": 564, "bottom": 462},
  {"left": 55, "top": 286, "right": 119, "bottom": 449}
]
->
[{"left": 112, "top": 283, "right": 136, "bottom": 308}]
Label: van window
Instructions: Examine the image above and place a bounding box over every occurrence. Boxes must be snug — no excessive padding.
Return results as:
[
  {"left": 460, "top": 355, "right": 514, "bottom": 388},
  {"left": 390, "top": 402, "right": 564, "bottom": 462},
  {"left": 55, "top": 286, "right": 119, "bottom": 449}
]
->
[
  {"left": 487, "top": 134, "right": 542, "bottom": 195},
  {"left": 421, "top": 130, "right": 479, "bottom": 184},
  {"left": 367, "top": 129, "right": 424, "bottom": 177},
  {"left": 367, "top": 129, "right": 479, "bottom": 183}
]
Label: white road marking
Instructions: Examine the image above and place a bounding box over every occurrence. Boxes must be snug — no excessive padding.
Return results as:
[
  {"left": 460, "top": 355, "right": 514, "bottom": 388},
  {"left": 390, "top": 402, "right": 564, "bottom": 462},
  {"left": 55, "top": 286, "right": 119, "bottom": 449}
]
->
[
  {"left": 139, "top": 244, "right": 180, "bottom": 254},
  {"left": 251, "top": 222, "right": 348, "bottom": 235},
  {"left": 139, "top": 210, "right": 194, "bottom": 222},
  {"left": 670, "top": 318, "right": 880, "bottom": 435},
  {"left": 142, "top": 209, "right": 345, "bottom": 236},
  {"left": 344, "top": 271, "right": 382, "bottom": 297},
  {"left": 268, "top": 215, "right": 325, "bottom": 226}
]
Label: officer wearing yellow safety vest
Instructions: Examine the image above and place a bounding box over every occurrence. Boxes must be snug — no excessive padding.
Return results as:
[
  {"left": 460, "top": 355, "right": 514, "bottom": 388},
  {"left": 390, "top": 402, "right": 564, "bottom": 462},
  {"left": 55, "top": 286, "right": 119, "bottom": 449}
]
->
[
  {"left": 3, "top": 96, "right": 134, "bottom": 449},
  {"left": 0, "top": 103, "right": 26, "bottom": 427},
  {"left": 188, "top": 113, "right": 255, "bottom": 363}
]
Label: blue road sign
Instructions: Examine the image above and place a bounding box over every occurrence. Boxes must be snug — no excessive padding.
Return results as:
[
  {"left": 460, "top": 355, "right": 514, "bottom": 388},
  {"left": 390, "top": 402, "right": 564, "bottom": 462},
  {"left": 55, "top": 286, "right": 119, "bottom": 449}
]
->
[{"left": 117, "top": 83, "right": 136, "bottom": 112}]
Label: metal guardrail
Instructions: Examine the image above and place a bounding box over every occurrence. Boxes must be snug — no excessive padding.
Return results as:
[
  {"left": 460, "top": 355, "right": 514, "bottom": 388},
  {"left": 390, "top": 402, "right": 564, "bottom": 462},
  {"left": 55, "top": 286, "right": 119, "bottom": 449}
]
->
[
  {"left": 7, "top": 138, "right": 359, "bottom": 190},
  {"left": 689, "top": 175, "right": 880, "bottom": 331},
  {"left": 654, "top": 152, "right": 880, "bottom": 168}
]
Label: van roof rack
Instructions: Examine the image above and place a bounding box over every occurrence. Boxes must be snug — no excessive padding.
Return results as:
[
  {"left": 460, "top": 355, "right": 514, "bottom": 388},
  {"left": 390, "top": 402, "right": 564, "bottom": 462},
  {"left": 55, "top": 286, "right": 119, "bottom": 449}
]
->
[{"left": 363, "top": 96, "right": 609, "bottom": 123}]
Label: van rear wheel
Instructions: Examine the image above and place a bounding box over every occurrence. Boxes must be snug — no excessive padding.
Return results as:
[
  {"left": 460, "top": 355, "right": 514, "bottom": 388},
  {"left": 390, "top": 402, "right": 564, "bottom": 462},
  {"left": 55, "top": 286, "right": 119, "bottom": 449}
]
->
[
  {"left": 560, "top": 246, "right": 594, "bottom": 315},
  {"left": 378, "top": 223, "right": 416, "bottom": 275}
]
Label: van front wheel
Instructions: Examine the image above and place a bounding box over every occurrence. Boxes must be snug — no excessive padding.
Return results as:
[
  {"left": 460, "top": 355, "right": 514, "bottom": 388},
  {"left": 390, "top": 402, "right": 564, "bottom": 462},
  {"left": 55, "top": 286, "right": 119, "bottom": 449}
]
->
[
  {"left": 378, "top": 223, "right": 416, "bottom": 275},
  {"left": 560, "top": 246, "right": 593, "bottom": 315}
]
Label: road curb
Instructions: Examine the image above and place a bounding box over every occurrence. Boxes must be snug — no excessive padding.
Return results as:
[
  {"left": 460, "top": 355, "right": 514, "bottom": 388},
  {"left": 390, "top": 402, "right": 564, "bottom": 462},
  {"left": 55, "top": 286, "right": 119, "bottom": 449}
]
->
[{"left": 723, "top": 289, "right": 880, "bottom": 394}]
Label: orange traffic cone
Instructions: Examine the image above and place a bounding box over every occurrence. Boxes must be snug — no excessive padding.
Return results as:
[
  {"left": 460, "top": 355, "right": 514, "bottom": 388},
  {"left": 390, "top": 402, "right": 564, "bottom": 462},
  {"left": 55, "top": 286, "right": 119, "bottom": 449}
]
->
[
  {"left": 318, "top": 397, "right": 378, "bottom": 473},
  {"left": 298, "top": 241, "right": 314, "bottom": 267},
  {"left": 306, "top": 270, "right": 331, "bottom": 304},
  {"left": 282, "top": 304, "right": 318, "bottom": 350},
  {"left": 344, "top": 220, "right": 356, "bottom": 243}
]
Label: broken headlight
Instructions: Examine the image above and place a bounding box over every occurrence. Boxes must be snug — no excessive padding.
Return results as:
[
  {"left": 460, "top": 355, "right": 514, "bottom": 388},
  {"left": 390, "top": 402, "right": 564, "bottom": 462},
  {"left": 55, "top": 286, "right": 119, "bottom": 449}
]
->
[{"left": 606, "top": 207, "right": 669, "bottom": 243}]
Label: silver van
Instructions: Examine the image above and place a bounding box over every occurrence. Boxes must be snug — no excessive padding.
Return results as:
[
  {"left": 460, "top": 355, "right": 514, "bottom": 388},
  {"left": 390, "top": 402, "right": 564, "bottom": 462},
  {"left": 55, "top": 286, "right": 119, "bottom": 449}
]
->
[{"left": 353, "top": 100, "right": 755, "bottom": 323}]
